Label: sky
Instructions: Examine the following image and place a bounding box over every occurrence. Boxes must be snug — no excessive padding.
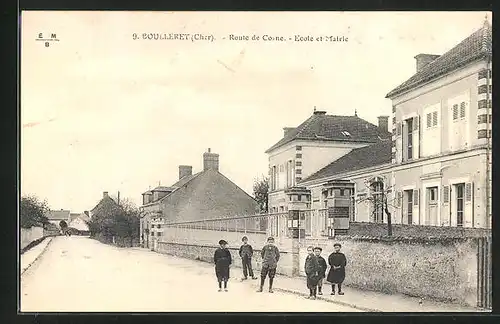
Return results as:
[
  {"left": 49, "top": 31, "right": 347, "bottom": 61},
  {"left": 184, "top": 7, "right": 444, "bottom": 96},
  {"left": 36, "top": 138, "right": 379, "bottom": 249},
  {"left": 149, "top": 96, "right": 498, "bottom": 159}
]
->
[{"left": 21, "top": 11, "right": 491, "bottom": 212}]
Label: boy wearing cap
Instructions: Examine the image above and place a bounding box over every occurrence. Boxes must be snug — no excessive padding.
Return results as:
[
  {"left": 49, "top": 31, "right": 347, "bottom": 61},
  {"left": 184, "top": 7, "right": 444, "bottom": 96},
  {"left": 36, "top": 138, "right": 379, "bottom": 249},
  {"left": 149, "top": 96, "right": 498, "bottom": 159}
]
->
[
  {"left": 327, "top": 243, "right": 347, "bottom": 295},
  {"left": 314, "top": 247, "right": 327, "bottom": 295},
  {"left": 214, "top": 239, "right": 232, "bottom": 292},
  {"left": 257, "top": 237, "right": 280, "bottom": 293},
  {"left": 304, "top": 246, "right": 320, "bottom": 299},
  {"left": 239, "top": 236, "right": 258, "bottom": 280}
]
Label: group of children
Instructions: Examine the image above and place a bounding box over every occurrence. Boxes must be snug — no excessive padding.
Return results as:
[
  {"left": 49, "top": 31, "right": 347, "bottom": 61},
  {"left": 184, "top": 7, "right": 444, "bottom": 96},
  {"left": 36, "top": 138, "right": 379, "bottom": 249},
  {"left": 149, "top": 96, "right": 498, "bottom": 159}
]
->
[
  {"left": 214, "top": 236, "right": 347, "bottom": 299},
  {"left": 304, "top": 243, "right": 347, "bottom": 299}
]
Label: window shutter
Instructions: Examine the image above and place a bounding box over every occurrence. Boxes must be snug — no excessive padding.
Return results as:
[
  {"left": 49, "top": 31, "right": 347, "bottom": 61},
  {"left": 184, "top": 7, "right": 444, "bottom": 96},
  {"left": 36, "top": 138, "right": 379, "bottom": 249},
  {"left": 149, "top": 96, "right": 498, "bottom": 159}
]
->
[
  {"left": 460, "top": 102, "right": 466, "bottom": 118},
  {"left": 396, "top": 122, "right": 401, "bottom": 136},
  {"left": 426, "top": 113, "right": 432, "bottom": 128},
  {"left": 465, "top": 182, "right": 472, "bottom": 202},
  {"left": 397, "top": 191, "right": 402, "bottom": 207},
  {"left": 413, "top": 189, "right": 419, "bottom": 206},
  {"left": 443, "top": 185, "right": 450, "bottom": 203},
  {"left": 413, "top": 116, "right": 420, "bottom": 159},
  {"left": 453, "top": 104, "right": 459, "bottom": 120},
  {"left": 432, "top": 111, "right": 438, "bottom": 127}
]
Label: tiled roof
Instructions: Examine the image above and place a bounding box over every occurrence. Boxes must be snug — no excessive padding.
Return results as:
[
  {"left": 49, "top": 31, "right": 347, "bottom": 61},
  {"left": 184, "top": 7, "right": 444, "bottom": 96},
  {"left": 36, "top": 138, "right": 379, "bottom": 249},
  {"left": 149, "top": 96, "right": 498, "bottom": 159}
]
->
[
  {"left": 47, "top": 210, "right": 70, "bottom": 220},
  {"left": 90, "top": 196, "right": 120, "bottom": 215},
  {"left": 300, "top": 140, "right": 392, "bottom": 183},
  {"left": 265, "top": 112, "right": 392, "bottom": 153},
  {"left": 386, "top": 21, "right": 492, "bottom": 98},
  {"left": 152, "top": 186, "right": 175, "bottom": 192},
  {"left": 156, "top": 169, "right": 258, "bottom": 223},
  {"left": 171, "top": 172, "right": 202, "bottom": 188}
]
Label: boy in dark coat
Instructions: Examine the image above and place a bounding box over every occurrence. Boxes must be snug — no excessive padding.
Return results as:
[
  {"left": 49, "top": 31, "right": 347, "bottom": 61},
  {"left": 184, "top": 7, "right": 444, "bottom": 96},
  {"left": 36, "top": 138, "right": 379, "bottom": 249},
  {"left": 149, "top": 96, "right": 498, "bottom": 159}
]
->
[
  {"left": 327, "top": 243, "right": 347, "bottom": 295},
  {"left": 239, "top": 236, "right": 258, "bottom": 280},
  {"left": 304, "top": 246, "right": 320, "bottom": 299},
  {"left": 257, "top": 237, "right": 280, "bottom": 293},
  {"left": 314, "top": 247, "right": 327, "bottom": 295},
  {"left": 214, "top": 239, "right": 232, "bottom": 292}
]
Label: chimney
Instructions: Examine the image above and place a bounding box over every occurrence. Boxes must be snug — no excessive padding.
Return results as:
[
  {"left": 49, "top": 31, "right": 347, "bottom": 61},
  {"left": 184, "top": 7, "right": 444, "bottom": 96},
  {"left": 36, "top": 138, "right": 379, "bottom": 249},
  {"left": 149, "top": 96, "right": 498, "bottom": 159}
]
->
[
  {"left": 377, "top": 116, "right": 389, "bottom": 133},
  {"left": 179, "top": 165, "right": 193, "bottom": 180},
  {"left": 103, "top": 191, "right": 109, "bottom": 198},
  {"left": 283, "top": 127, "right": 295, "bottom": 137},
  {"left": 117, "top": 191, "right": 120, "bottom": 205},
  {"left": 313, "top": 110, "right": 327, "bottom": 116},
  {"left": 203, "top": 148, "right": 219, "bottom": 172},
  {"left": 414, "top": 54, "right": 440, "bottom": 72}
]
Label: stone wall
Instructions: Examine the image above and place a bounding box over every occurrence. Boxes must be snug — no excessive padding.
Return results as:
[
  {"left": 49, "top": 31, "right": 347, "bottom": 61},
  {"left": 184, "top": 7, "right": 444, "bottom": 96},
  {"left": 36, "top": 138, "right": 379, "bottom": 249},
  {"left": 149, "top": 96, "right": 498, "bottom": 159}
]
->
[
  {"left": 300, "top": 236, "right": 479, "bottom": 307},
  {"left": 348, "top": 222, "right": 492, "bottom": 238},
  {"left": 157, "top": 241, "right": 295, "bottom": 276},
  {"left": 20, "top": 226, "right": 44, "bottom": 250}
]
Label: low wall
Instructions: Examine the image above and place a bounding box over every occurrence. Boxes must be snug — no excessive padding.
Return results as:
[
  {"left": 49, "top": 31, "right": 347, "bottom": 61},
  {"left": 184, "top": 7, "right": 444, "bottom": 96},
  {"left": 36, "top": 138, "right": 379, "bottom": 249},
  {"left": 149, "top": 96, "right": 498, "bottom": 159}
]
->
[
  {"left": 157, "top": 241, "right": 295, "bottom": 276},
  {"left": 299, "top": 236, "right": 479, "bottom": 307},
  {"left": 20, "top": 226, "right": 44, "bottom": 250},
  {"left": 348, "top": 222, "right": 492, "bottom": 238}
]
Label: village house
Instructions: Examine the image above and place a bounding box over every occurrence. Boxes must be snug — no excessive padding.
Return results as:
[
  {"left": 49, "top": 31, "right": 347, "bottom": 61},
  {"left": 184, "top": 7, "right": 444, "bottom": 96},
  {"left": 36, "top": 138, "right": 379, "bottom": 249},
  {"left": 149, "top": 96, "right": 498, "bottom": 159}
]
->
[
  {"left": 47, "top": 209, "right": 71, "bottom": 227},
  {"left": 295, "top": 19, "right": 492, "bottom": 230},
  {"left": 139, "top": 148, "right": 260, "bottom": 248}
]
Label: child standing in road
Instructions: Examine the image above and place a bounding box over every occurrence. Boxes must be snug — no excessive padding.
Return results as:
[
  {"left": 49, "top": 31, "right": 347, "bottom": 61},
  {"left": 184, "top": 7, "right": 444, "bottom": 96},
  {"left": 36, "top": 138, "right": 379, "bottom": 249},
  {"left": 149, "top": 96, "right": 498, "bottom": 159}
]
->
[
  {"left": 214, "top": 239, "right": 232, "bottom": 292},
  {"left": 239, "top": 236, "right": 258, "bottom": 281},
  {"left": 304, "top": 246, "right": 320, "bottom": 299},
  {"left": 257, "top": 237, "right": 280, "bottom": 293},
  {"left": 327, "top": 243, "right": 347, "bottom": 295},
  {"left": 314, "top": 247, "right": 327, "bottom": 295}
]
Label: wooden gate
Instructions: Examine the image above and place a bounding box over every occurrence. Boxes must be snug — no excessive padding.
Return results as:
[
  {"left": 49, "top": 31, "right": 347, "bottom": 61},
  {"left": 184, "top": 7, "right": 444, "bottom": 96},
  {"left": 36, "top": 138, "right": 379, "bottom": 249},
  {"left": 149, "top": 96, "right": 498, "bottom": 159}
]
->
[{"left": 477, "top": 236, "right": 492, "bottom": 309}]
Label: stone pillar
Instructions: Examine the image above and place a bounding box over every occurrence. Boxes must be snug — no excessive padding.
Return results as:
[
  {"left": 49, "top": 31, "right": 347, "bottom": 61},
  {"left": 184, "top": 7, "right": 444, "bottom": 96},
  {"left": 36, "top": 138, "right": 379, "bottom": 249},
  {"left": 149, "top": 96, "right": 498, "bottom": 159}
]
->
[{"left": 285, "top": 187, "right": 311, "bottom": 277}]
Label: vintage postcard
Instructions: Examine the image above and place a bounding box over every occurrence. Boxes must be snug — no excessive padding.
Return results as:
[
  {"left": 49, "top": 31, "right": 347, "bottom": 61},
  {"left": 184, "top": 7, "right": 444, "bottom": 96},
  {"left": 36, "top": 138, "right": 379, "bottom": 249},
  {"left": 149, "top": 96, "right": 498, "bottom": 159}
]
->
[{"left": 20, "top": 11, "right": 492, "bottom": 313}]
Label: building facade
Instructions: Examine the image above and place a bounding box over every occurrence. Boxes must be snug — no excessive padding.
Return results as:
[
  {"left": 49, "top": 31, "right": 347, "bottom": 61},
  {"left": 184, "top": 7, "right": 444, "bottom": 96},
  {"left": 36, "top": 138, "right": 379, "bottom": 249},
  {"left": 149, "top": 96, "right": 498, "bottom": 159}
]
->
[
  {"left": 266, "top": 110, "right": 391, "bottom": 214},
  {"left": 139, "top": 148, "right": 260, "bottom": 248},
  {"left": 269, "top": 20, "right": 492, "bottom": 231}
]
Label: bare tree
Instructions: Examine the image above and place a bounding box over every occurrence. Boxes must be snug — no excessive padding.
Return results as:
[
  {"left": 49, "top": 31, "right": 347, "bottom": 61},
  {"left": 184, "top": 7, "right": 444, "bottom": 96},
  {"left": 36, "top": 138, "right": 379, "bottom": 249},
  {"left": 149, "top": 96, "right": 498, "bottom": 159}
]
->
[{"left": 355, "top": 176, "right": 400, "bottom": 236}]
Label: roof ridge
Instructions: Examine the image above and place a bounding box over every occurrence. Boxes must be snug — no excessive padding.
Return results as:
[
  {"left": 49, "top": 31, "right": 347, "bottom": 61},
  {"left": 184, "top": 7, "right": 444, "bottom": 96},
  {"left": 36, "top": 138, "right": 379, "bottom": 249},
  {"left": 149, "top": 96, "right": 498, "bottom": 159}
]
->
[
  {"left": 152, "top": 171, "right": 203, "bottom": 205},
  {"left": 386, "top": 23, "right": 491, "bottom": 98}
]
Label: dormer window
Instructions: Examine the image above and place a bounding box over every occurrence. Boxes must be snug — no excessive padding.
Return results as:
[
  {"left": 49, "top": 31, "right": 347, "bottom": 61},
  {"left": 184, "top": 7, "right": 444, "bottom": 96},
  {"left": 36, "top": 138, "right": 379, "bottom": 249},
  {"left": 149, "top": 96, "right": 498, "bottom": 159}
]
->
[{"left": 341, "top": 131, "right": 351, "bottom": 137}]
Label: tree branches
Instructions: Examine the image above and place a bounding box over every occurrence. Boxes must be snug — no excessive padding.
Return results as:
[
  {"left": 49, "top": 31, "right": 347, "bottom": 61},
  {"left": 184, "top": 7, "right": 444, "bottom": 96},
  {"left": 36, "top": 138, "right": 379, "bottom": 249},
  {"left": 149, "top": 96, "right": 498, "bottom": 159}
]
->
[{"left": 20, "top": 195, "right": 50, "bottom": 229}]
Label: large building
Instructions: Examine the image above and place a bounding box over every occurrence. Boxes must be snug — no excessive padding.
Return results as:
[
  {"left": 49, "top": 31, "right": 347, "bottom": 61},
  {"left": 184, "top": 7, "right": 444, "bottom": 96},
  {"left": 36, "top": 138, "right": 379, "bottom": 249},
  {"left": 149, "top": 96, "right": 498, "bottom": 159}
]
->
[
  {"left": 266, "top": 110, "right": 391, "bottom": 214},
  {"left": 140, "top": 148, "right": 260, "bottom": 248},
  {"left": 269, "top": 19, "right": 492, "bottom": 230}
]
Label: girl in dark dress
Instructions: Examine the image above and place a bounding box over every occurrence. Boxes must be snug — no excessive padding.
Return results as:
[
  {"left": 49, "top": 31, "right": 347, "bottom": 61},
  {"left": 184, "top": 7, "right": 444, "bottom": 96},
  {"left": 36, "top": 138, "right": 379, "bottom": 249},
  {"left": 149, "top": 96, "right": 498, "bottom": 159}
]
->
[
  {"left": 214, "top": 239, "right": 232, "bottom": 292},
  {"left": 327, "top": 243, "right": 347, "bottom": 295}
]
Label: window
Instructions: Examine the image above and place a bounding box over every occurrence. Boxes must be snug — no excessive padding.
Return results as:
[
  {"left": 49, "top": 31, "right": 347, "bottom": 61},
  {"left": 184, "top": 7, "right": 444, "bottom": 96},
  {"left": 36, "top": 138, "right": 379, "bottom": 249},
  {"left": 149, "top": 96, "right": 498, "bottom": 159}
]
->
[
  {"left": 157, "top": 232, "right": 162, "bottom": 237},
  {"left": 456, "top": 183, "right": 465, "bottom": 227},
  {"left": 298, "top": 195, "right": 302, "bottom": 201},
  {"left": 340, "top": 189, "right": 345, "bottom": 196},
  {"left": 406, "top": 118, "right": 413, "bottom": 160},
  {"left": 296, "top": 153, "right": 302, "bottom": 159},
  {"left": 296, "top": 146, "right": 302, "bottom": 151},
  {"left": 405, "top": 190, "right": 413, "bottom": 225},
  {"left": 370, "top": 181, "right": 384, "bottom": 223},
  {"left": 341, "top": 131, "right": 351, "bottom": 137},
  {"left": 428, "top": 187, "right": 438, "bottom": 202}
]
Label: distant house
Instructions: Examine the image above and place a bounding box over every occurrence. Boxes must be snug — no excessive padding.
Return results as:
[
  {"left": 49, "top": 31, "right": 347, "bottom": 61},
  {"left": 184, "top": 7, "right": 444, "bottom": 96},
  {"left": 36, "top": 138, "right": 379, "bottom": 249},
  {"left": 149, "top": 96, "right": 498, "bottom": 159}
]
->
[
  {"left": 68, "top": 212, "right": 91, "bottom": 234},
  {"left": 140, "top": 148, "right": 260, "bottom": 248},
  {"left": 47, "top": 209, "right": 71, "bottom": 227},
  {"left": 89, "top": 191, "right": 121, "bottom": 220}
]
